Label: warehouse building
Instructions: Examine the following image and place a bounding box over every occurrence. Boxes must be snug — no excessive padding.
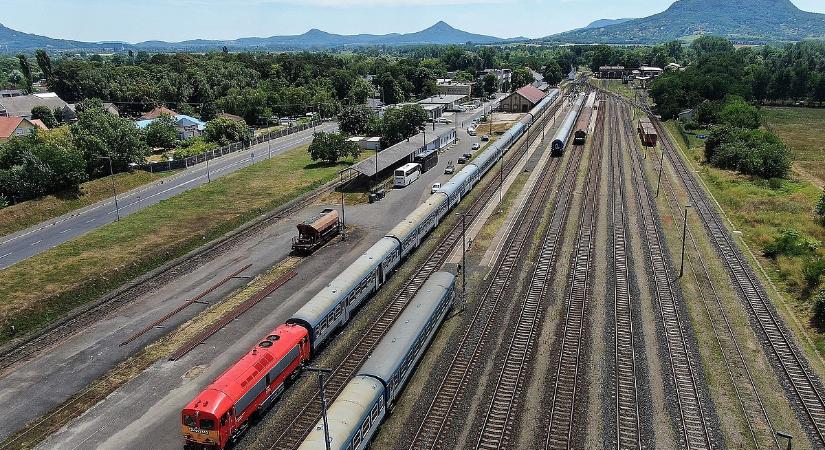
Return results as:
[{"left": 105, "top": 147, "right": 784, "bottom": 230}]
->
[{"left": 498, "top": 85, "right": 547, "bottom": 113}]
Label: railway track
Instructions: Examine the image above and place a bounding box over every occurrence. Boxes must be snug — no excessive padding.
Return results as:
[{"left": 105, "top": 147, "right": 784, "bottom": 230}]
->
[
  {"left": 650, "top": 109, "right": 825, "bottom": 445},
  {"left": 610, "top": 95, "right": 781, "bottom": 448},
  {"left": 264, "top": 101, "right": 564, "bottom": 450},
  {"left": 607, "top": 101, "right": 642, "bottom": 449},
  {"left": 544, "top": 93, "right": 605, "bottom": 450},
  {"left": 0, "top": 172, "right": 345, "bottom": 375},
  {"left": 472, "top": 98, "right": 599, "bottom": 450},
  {"left": 618, "top": 99, "right": 713, "bottom": 449}
]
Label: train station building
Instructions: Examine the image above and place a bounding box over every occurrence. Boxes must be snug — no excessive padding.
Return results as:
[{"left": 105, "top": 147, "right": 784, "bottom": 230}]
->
[{"left": 348, "top": 123, "right": 457, "bottom": 180}]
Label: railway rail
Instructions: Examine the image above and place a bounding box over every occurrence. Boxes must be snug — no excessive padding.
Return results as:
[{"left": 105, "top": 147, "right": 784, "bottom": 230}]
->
[
  {"left": 618, "top": 99, "right": 713, "bottom": 449},
  {"left": 650, "top": 108, "right": 825, "bottom": 445},
  {"left": 264, "top": 100, "right": 564, "bottom": 450},
  {"left": 544, "top": 94, "right": 605, "bottom": 450},
  {"left": 472, "top": 99, "right": 598, "bottom": 450},
  {"left": 607, "top": 101, "right": 642, "bottom": 449},
  {"left": 0, "top": 171, "right": 347, "bottom": 375}
]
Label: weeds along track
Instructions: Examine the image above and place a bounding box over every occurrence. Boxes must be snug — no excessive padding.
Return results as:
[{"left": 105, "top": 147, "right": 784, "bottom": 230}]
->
[
  {"left": 265, "top": 102, "right": 563, "bottom": 450},
  {"left": 606, "top": 101, "right": 642, "bottom": 449},
  {"left": 408, "top": 119, "right": 567, "bottom": 450},
  {"left": 472, "top": 97, "right": 599, "bottom": 450},
  {"left": 618, "top": 99, "right": 713, "bottom": 449},
  {"left": 620, "top": 99, "right": 779, "bottom": 447},
  {"left": 650, "top": 109, "right": 825, "bottom": 446},
  {"left": 543, "top": 95, "right": 605, "bottom": 450}
]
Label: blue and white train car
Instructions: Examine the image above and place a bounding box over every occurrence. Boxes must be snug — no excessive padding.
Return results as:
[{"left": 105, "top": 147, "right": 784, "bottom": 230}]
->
[
  {"left": 288, "top": 237, "right": 399, "bottom": 351},
  {"left": 386, "top": 194, "right": 449, "bottom": 259},
  {"left": 438, "top": 166, "right": 478, "bottom": 209},
  {"left": 298, "top": 272, "right": 456, "bottom": 450}
]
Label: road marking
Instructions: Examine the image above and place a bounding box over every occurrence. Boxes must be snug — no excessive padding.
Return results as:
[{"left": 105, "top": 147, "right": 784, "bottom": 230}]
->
[
  {"left": 85, "top": 218, "right": 96, "bottom": 224},
  {"left": 60, "top": 228, "right": 71, "bottom": 234},
  {"left": 0, "top": 252, "right": 12, "bottom": 259},
  {"left": 31, "top": 240, "right": 41, "bottom": 246}
]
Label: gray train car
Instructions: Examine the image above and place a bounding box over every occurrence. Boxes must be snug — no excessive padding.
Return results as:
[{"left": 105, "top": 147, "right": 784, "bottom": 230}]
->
[{"left": 551, "top": 93, "right": 586, "bottom": 157}]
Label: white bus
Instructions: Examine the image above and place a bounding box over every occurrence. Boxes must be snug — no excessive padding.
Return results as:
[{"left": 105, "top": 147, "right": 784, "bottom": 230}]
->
[{"left": 394, "top": 163, "right": 422, "bottom": 188}]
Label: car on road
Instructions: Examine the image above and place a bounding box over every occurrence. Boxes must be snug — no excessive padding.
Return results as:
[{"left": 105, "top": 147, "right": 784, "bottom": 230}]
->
[
  {"left": 457, "top": 156, "right": 467, "bottom": 164},
  {"left": 468, "top": 128, "right": 477, "bottom": 136},
  {"left": 482, "top": 134, "right": 490, "bottom": 141},
  {"left": 472, "top": 143, "right": 480, "bottom": 150},
  {"left": 444, "top": 164, "right": 455, "bottom": 174},
  {"left": 431, "top": 183, "right": 442, "bottom": 194},
  {"left": 463, "top": 153, "right": 473, "bottom": 160}
]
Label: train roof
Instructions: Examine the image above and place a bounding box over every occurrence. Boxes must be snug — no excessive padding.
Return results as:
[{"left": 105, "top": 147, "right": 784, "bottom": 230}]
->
[
  {"left": 552, "top": 93, "right": 586, "bottom": 144},
  {"left": 386, "top": 194, "right": 446, "bottom": 243},
  {"left": 358, "top": 272, "right": 455, "bottom": 382},
  {"left": 298, "top": 376, "right": 384, "bottom": 450},
  {"left": 298, "top": 209, "right": 339, "bottom": 234},
  {"left": 438, "top": 165, "right": 477, "bottom": 197},
  {"left": 184, "top": 324, "right": 307, "bottom": 417}
]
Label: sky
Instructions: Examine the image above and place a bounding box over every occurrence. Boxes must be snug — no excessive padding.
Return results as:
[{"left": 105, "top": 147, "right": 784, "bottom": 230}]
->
[{"left": 3, "top": 0, "right": 825, "bottom": 43}]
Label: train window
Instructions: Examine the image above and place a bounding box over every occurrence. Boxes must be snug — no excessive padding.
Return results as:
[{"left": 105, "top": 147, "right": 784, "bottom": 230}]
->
[
  {"left": 259, "top": 341, "right": 273, "bottom": 348},
  {"left": 267, "top": 334, "right": 280, "bottom": 341},
  {"left": 183, "top": 415, "right": 196, "bottom": 427},
  {"left": 200, "top": 418, "right": 215, "bottom": 430},
  {"left": 221, "top": 413, "right": 229, "bottom": 427}
]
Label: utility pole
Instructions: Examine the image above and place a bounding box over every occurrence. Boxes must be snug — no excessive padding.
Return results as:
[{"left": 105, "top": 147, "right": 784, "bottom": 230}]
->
[
  {"left": 340, "top": 171, "right": 347, "bottom": 242},
  {"left": 679, "top": 205, "right": 691, "bottom": 278},
  {"left": 459, "top": 212, "right": 467, "bottom": 311},
  {"left": 656, "top": 145, "right": 665, "bottom": 197},
  {"left": 306, "top": 367, "right": 333, "bottom": 450},
  {"left": 206, "top": 157, "right": 211, "bottom": 183},
  {"left": 99, "top": 156, "right": 120, "bottom": 221}
]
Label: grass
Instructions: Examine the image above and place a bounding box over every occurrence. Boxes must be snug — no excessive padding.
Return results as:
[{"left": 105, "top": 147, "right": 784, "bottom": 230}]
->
[
  {"left": 762, "top": 107, "right": 825, "bottom": 184},
  {"left": 665, "top": 120, "right": 825, "bottom": 354},
  {"left": 0, "top": 170, "right": 178, "bottom": 237},
  {"left": 593, "top": 79, "right": 648, "bottom": 102},
  {"left": 0, "top": 145, "right": 356, "bottom": 343}
]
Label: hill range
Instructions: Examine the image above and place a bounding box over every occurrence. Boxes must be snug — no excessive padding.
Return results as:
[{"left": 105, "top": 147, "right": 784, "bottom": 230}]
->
[{"left": 548, "top": 0, "right": 825, "bottom": 44}]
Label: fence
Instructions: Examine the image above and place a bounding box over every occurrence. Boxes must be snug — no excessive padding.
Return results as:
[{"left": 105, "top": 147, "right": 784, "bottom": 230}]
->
[{"left": 136, "top": 120, "right": 324, "bottom": 173}]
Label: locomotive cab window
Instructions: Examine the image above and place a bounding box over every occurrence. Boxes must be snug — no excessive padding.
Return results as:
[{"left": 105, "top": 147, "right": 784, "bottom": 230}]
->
[
  {"left": 221, "top": 413, "right": 229, "bottom": 426},
  {"left": 200, "top": 418, "right": 215, "bottom": 430},
  {"left": 183, "top": 415, "right": 196, "bottom": 427}
]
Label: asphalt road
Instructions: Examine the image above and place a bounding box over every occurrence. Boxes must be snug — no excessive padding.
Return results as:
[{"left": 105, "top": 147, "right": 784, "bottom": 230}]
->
[
  {"left": 0, "top": 122, "right": 338, "bottom": 270},
  {"left": 0, "top": 101, "right": 501, "bottom": 447}
]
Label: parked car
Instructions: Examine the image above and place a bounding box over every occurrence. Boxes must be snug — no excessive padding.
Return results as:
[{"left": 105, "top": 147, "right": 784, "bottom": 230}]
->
[
  {"left": 463, "top": 153, "right": 473, "bottom": 160},
  {"left": 472, "top": 143, "right": 480, "bottom": 150},
  {"left": 431, "top": 183, "right": 442, "bottom": 194},
  {"left": 468, "top": 128, "right": 477, "bottom": 136},
  {"left": 482, "top": 135, "right": 490, "bottom": 141},
  {"left": 457, "top": 156, "right": 467, "bottom": 164},
  {"left": 445, "top": 163, "right": 455, "bottom": 174}
]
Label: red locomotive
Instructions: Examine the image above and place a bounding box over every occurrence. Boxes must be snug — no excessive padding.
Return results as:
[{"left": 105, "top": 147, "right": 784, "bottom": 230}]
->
[{"left": 181, "top": 324, "right": 310, "bottom": 449}]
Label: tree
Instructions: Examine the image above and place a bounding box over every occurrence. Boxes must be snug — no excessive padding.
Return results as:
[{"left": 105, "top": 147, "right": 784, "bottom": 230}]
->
[
  {"left": 144, "top": 114, "right": 180, "bottom": 149},
  {"left": 378, "top": 73, "right": 405, "bottom": 105},
  {"left": 348, "top": 77, "right": 375, "bottom": 105},
  {"left": 510, "top": 67, "right": 533, "bottom": 90},
  {"left": 814, "top": 293, "right": 825, "bottom": 330},
  {"left": 71, "top": 105, "right": 149, "bottom": 177},
  {"left": 31, "top": 105, "right": 57, "bottom": 129},
  {"left": 719, "top": 98, "right": 760, "bottom": 129},
  {"left": 203, "top": 117, "right": 252, "bottom": 146},
  {"left": 339, "top": 105, "right": 375, "bottom": 136},
  {"left": 483, "top": 74, "right": 498, "bottom": 96},
  {"left": 307, "top": 131, "right": 361, "bottom": 164},
  {"left": 17, "top": 54, "right": 32, "bottom": 93},
  {"left": 541, "top": 61, "right": 563, "bottom": 86},
  {"left": 35, "top": 49, "right": 53, "bottom": 83},
  {"left": 381, "top": 104, "right": 428, "bottom": 148}
]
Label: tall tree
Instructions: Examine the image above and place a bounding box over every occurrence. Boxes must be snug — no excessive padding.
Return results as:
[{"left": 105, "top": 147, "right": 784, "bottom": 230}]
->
[
  {"left": 510, "top": 67, "right": 533, "bottom": 90},
  {"left": 17, "top": 54, "right": 32, "bottom": 93},
  {"left": 35, "top": 49, "right": 53, "bottom": 83}
]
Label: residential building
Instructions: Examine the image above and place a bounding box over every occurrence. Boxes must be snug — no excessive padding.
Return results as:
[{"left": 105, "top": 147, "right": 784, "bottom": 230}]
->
[
  {"left": 0, "top": 92, "right": 75, "bottom": 121},
  {"left": 0, "top": 117, "right": 47, "bottom": 143},
  {"left": 481, "top": 69, "right": 512, "bottom": 91},
  {"left": 140, "top": 106, "right": 179, "bottom": 120},
  {"left": 217, "top": 112, "right": 246, "bottom": 124},
  {"left": 639, "top": 66, "right": 664, "bottom": 78},
  {"left": 436, "top": 80, "right": 472, "bottom": 97},
  {"left": 499, "top": 85, "right": 547, "bottom": 113},
  {"left": 347, "top": 136, "right": 382, "bottom": 151},
  {"left": 0, "top": 89, "right": 24, "bottom": 98},
  {"left": 135, "top": 113, "right": 207, "bottom": 140}
]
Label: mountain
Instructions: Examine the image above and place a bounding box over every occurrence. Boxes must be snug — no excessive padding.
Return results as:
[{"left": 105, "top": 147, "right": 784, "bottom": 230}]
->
[
  {"left": 0, "top": 23, "right": 127, "bottom": 52},
  {"left": 546, "top": 0, "right": 825, "bottom": 44},
  {"left": 0, "top": 21, "right": 511, "bottom": 53},
  {"left": 584, "top": 18, "right": 634, "bottom": 29}
]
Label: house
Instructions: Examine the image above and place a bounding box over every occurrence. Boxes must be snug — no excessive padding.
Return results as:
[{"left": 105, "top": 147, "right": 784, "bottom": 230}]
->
[
  {"left": 418, "top": 94, "right": 468, "bottom": 114},
  {"left": 666, "top": 62, "right": 683, "bottom": 72},
  {"left": 0, "top": 92, "right": 75, "bottom": 121},
  {"left": 135, "top": 113, "right": 207, "bottom": 140},
  {"left": 0, "top": 89, "right": 24, "bottom": 98},
  {"left": 140, "top": 106, "right": 179, "bottom": 120},
  {"left": 217, "top": 112, "right": 246, "bottom": 124},
  {"left": 480, "top": 69, "right": 512, "bottom": 91},
  {"left": 639, "top": 66, "right": 664, "bottom": 78},
  {"left": 436, "top": 80, "right": 472, "bottom": 97},
  {"left": 347, "top": 136, "right": 382, "bottom": 151},
  {"left": 678, "top": 109, "right": 695, "bottom": 122},
  {"left": 499, "top": 85, "right": 547, "bottom": 113},
  {"left": 598, "top": 66, "right": 627, "bottom": 79},
  {"left": 0, "top": 117, "right": 47, "bottom": 143}
]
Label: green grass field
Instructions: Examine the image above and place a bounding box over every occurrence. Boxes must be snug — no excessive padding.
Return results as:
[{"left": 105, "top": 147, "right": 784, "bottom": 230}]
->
[
  {"left": 666, "top": 120, "right": 825, "bottom": 352},
  {"left": 0, "top": 145, "right": 355, "bottom": 342},
  {"left": 762, "top": 107, "right": 825, "bottom": 184},
  {"left": 0, "top": 170, "right": 178, "bottom": 237}
]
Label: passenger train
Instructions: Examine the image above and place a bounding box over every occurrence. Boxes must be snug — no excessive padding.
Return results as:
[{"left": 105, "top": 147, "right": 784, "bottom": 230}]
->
[
  {"left": 298, "top": 272, "right": 456, "bottom": 450},
  {"left": 181, "top": 89, "right": 560, "bottom": 450},
  {"left": 551, "top": 93, "right": 587, "bottom": 157}
]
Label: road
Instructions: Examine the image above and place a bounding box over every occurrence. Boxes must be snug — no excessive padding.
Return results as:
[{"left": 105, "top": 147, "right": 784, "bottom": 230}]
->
[
  {"left": 0, "top": 122, "right": 337, "bottom": 270},
  {"left": 0, "top": 100, "right": 503, "bottom": 447}
]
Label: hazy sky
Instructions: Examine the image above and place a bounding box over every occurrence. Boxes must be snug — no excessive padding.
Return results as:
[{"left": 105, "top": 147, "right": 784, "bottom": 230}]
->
[{"left": 3, "top": 0, "right": 825, "bottom": 42}]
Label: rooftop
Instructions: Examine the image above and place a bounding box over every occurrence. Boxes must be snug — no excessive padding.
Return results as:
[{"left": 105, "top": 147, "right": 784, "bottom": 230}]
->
[
  {"left": 513, "top": 85, "right": 547, "bottom": 105},
  {"left": 418, "top": 94, "right": 467, "bottom": 106},
  {"left": 351, "top": 123, "right": 455, "bottom": 177},
  {"left": 0, "top": 116, "right": 24, "bottom": 138}
]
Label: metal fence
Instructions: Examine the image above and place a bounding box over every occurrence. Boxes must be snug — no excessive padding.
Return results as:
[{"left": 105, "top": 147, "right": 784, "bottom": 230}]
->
[{"left": 136, "top": 120, "right": 323, "bottom": 173}]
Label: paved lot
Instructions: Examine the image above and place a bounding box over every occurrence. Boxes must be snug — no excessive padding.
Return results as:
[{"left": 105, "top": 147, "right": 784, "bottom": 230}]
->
[
  {"left": 0, "top": 104, "right": 494, "bottom": 448},
  {"left": 0, "top": 122, "right": 337, "bottom": 270}
]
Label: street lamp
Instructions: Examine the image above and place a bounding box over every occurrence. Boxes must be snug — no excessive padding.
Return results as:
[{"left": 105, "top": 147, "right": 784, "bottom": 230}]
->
[
  {"left": 98, "top": 156, "right": 120, "bottom": 221},
  {"left": 306, "top": 367, "right": 333, "bottom": 450}
]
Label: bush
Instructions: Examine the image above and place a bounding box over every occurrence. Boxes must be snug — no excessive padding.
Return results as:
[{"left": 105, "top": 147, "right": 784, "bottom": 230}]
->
[
  {"left": 816, "top": 189, "right": 825, "bottom": 223},
  {"left": 803, "top": 258, "right": 825, "bottom": 289},
  {"left": 173, "top": 138, "right": 218, "bottom": 160},
  {"left": 204, "top": 118, "right": 252, "bottom": 146},
  {"left": 308, "top": 132, "right": 360, "bottom": 164},
  {"left": 763, "top": 229, "right": 821, "bottom": 259},
  {"left": 705, "top": 126, "right": 791, "bottom": 179},
  {"left": 813, "top": 294, "right": 825, "bottom": 330}
]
